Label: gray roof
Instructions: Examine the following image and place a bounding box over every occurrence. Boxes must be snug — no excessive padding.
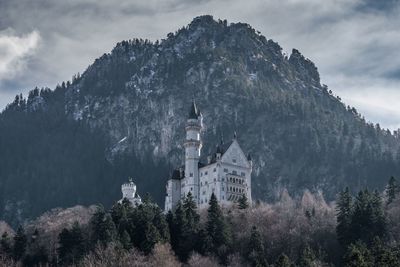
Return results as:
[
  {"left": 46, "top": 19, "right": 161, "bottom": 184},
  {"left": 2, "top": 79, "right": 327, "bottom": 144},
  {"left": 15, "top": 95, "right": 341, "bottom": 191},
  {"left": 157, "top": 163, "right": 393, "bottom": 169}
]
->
[
  {"left": 188, "top": 100, "right": 200, "bottom": 119},
  {"left": 206, "top": 140, "right": 234, "bottom": 164}
]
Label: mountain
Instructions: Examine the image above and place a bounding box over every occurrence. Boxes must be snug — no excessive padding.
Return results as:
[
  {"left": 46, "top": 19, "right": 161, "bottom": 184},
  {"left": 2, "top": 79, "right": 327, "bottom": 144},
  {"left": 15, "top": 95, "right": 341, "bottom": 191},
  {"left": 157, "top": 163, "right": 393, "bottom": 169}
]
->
[{"left": 1, "top": 15, "right": 399, "bottom": 225}]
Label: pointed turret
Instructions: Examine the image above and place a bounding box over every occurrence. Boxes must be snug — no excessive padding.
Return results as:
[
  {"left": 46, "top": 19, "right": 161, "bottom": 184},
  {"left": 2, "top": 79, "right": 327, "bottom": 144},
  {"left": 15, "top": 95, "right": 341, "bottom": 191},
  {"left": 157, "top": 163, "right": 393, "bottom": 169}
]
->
[
  {"left": 188, "top": 100, "right": 200, "bottom": 119},
  {"left": 247, "top": 153, "right": 252, "bottom": 161}
]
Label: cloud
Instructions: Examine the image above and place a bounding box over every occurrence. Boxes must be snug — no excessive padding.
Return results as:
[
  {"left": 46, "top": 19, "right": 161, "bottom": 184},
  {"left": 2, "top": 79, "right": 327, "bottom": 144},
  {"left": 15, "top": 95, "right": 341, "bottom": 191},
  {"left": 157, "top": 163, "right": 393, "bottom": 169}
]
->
[
  {"left": 0, "top": 0, "right": 399, "bottom": 129},
  {"left": 0, "top": 29, "right": 40, "bottom": 82}
]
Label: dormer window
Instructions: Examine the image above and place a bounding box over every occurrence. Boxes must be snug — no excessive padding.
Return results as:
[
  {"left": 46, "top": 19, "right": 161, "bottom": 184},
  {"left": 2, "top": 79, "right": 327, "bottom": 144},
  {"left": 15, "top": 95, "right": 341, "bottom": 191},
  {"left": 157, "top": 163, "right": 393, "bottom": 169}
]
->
[
  {"left": 190, "top": 173, "right": 193, "bottom": 177},
  {"left": 232, "top": 159, "right": 237, "bottom": 163}
]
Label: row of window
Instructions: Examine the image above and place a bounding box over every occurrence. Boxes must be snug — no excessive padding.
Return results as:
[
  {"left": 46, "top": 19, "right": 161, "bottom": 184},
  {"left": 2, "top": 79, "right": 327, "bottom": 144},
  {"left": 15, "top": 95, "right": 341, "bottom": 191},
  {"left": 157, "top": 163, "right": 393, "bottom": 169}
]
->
[
  {"left": 229, "top": 186, "right": 245, "bottom": 193},
  {"left": 200, "top": 168, "right": 217, "bottom": 177},
  {"left": 229, "top": 177, "right": 245, "bottom": 184},
  {"left": 228, "top": 194, "right": 242, "bottom": 201}
]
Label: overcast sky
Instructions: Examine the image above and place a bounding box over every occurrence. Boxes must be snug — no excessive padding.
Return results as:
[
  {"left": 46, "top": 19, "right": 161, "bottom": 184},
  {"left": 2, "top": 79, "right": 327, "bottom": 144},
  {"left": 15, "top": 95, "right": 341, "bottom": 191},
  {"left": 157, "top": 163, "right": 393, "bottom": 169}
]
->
[{"left": 0, "top": 0, "right": 399, "bottom": 129}]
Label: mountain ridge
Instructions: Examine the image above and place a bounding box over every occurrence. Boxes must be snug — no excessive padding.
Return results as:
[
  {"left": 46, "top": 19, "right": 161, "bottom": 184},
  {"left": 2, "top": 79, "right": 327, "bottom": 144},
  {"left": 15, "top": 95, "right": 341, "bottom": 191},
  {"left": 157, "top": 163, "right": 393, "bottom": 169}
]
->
[{"left": 1, "top": 15, "right": 399, "bottom": 225}]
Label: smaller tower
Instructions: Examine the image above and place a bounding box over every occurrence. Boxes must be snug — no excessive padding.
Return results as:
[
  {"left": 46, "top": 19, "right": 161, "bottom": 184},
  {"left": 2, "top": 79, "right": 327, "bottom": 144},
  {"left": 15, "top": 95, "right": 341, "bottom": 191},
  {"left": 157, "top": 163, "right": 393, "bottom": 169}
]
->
[{"left": 119, "top": 178, "right": 142, "bottom": 206}]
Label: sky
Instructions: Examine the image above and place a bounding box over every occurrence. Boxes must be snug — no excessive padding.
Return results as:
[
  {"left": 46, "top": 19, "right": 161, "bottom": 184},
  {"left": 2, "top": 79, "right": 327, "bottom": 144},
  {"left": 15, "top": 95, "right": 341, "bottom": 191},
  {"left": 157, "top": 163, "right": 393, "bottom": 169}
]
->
[{"left": 0, "top": 0, "right": 399, "bottom": 129}]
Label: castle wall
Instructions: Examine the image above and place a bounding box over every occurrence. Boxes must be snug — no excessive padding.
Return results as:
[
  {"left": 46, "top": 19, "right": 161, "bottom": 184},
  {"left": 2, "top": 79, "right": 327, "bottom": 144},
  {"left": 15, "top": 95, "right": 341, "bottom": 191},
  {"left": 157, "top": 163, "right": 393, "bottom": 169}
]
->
[{"left": 165, "top": 178, "right": 181, "bottom": 211}]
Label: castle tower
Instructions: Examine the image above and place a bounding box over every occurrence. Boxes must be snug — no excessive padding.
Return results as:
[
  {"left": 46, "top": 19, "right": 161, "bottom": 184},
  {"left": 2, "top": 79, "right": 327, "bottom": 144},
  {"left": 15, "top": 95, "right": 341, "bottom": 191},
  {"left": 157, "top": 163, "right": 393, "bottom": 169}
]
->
[
  {"left": 182, "top": 100, "right": 202, "bottom": 201},
  {"left": 119, "top": 178, "right": 142, "bottom": 206},
  {"left": 122, "top": 178, "right": 136, "bottom": 199}
]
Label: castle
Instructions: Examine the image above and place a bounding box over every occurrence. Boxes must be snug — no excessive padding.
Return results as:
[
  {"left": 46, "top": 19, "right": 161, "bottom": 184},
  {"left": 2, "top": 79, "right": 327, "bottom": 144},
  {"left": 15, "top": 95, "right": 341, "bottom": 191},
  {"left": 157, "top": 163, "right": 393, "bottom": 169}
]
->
[{"left": 164, "top": 101, "right": 252, "bottom": 211}]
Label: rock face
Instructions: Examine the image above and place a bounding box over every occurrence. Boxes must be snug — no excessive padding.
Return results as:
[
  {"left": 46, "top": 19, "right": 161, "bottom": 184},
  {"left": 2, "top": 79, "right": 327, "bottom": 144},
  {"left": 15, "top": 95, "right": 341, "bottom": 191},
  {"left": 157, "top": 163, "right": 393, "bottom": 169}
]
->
[{"left": 1, "top": 15, "right": 400, "bottom": 224}]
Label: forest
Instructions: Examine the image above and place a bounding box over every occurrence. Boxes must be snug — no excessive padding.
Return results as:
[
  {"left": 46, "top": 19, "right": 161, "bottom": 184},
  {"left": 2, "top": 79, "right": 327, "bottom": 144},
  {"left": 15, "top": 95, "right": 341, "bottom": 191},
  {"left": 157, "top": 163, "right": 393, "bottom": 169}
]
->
[{"left": 0, "top": 177, "right": 399, "bottom": 267}]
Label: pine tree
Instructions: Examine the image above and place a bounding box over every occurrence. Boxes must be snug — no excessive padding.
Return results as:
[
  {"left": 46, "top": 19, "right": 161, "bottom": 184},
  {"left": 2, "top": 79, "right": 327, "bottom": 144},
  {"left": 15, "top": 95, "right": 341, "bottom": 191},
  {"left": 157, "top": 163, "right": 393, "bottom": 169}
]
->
[
  {"left": 176, "top": 192, "right": 200, "bottom": 261},
  {"left": 336, "top": 187, "right": 353, "bottom": 246},
  {"left": 343, "top": 242, "right": 373, "bottom": 267},
  {"left": 386, "top": 176, "right": 399, "bottom": 205},
  {"left": 119, "top": 230, "right": 132, "bottom": 250},
  {"left": 12, "top": 226, "right": 27, "bottom": 261},
  {"left": 275, "top": 253, "right": 291, "bottom": 267},
  {"left": 57, "top": 222, "right": 86, "bottom": 265},
  {"left": 89, "top": 205, "right": 117, "bottom": 247},
  {"left": 371, "top": 237, "right": 399, "bottom": 267},
  {"left": 206, "top": 193, "right": 232, "bottom": 263},
  {"left": 23, "top": 229, "right": 48, "bottom": 266},
  {"left": 0, "top": 232, "right": 12, "bottom": 257},
  {"left": 183, "top": 192, "right": 200, "bottom": 229},
  {"left": 166, "top": 208, "right": 180, "bottom": 254},
  {"left": 370, "top": 190, "right": 386, "bottom": 239},
  {"left": 111, "top": 199, "right": 133, "bottom": 237},
  {"left": 130, "top": 197, "right": 169, "bottom": 254},
  {"left": 238, "top": 194, "right": 249, "bottom": 209},
  {"left": 298, "top": 245, "right": 316, "bottom": 267},
  {"left": 247, "top": 226, "right": 267, "bottom": 267},
  {"left": 140, "top": 222, "right": 160, "bottom": 254},
  {"left": 350, "top": 189, "right": 387, "bottom": 244}
]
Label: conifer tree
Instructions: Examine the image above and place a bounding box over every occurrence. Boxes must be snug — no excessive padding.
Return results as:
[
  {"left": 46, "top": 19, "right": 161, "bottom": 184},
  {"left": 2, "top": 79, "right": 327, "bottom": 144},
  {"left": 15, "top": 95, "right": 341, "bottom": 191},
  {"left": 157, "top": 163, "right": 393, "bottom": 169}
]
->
[
  {"left": 386, "top": 176, "right": 399, "bottom": 205},
  {"left": 166, "top": 208, "right": 180, "bottom": 253},
  {"left": 111, "top": 198, "right": 133, "bottom": 236},
  {"left": 119, "top": 230, "right": 132, "bottom": 250},
  {"left": 23, "top": 229, "right": 48, "bottom": 266},
  {"left": 89, "top": 205, "right": 117, "bottom": 247},
  {"left": 343, "top": 242, "right": 373, "bottom": 267},
  {"left": 350, "top": 189, "right": 386, "bottom": 244},
  {"left": 0, "top": 232, "right": 12, "bottom": 258},
  {"left": 130, "top": 197, "right": 169, "bottom": 254},
  {"left": 177, "top": 192, "right": 200, "bottom": 261},
  {"left": 298, "top": 245, "right": 316, "bottom": 267},
  {"left": 371, "top": 237, "right": 399, "bottom": 267},
  {"left": 247, "top": 226, "right": 267, "bottom": 267},
  {"left": 238, "top": 194, "right": 249, "bottom": 209},
  {"left": 140, "top": 222, "right": 160, "bottom": 254},
  {"left": 275, "top": 253, "right": 291, "bottom": 267},
  {"left": 370, "top": 190, "right": 386, "bottom": 239},
  {"left": 12, "top": 226, "right": 27, "bottom": 261},
  {"left": 336, "top": 187, "right": 353, "bottom": 246},
  {"left": 57, "top": 222, "right": 86, "bottom": 265},
  {"left": 183, "top": 192, "right": 200, "bottom": 229},
  {"left": 206, "top": 193, "right": 232, "bottom": 263}
]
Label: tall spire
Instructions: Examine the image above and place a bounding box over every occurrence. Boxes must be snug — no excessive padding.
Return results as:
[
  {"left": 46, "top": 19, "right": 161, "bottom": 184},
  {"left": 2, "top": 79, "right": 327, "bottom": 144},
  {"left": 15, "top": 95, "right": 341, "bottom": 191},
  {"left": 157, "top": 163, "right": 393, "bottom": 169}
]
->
[{"left": 188, "top": 99, "right": 200, "bottom": 119}]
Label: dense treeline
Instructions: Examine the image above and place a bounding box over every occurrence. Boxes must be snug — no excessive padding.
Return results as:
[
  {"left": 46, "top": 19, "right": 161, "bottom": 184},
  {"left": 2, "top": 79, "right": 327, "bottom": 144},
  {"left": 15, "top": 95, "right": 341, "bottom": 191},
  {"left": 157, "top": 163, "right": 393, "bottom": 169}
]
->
[{"left": 0, "top": 177, "right": 399, "bottom": 266}]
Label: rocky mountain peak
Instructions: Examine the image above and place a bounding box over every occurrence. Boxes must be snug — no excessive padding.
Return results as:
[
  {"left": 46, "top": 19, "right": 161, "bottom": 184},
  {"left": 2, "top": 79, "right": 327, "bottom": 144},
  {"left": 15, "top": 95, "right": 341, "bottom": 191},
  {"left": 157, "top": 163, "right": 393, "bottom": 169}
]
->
[{"left": 289, "top": 48, "right": 320, "bottom": 87}]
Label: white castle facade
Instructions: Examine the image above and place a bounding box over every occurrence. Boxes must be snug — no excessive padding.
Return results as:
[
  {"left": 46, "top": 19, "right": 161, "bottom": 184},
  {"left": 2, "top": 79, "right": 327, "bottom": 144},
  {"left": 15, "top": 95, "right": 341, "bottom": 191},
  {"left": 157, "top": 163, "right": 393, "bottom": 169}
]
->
[{"left": 165, "top": 101, "right": 252, "bottom": 211}]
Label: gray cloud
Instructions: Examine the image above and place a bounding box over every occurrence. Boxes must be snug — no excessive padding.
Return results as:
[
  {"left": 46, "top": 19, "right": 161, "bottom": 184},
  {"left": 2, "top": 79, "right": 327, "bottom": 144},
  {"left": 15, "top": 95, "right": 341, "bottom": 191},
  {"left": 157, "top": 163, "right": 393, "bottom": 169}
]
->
[{"left": 0, "top": 0, "right": 399, "bottom": 129}]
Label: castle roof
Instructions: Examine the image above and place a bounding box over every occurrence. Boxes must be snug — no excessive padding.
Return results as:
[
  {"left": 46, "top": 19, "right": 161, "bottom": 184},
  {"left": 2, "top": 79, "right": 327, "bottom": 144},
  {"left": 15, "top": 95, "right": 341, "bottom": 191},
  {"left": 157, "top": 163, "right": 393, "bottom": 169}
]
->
[
  {"left": 170, "top": 167, "right": 185, "bottom": 180},
  {"left": 188, "top": 100, "right": 201, "bottom": 119},
  {"left": 205, "top": 140, "right": 234, "bottom": 164}
]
